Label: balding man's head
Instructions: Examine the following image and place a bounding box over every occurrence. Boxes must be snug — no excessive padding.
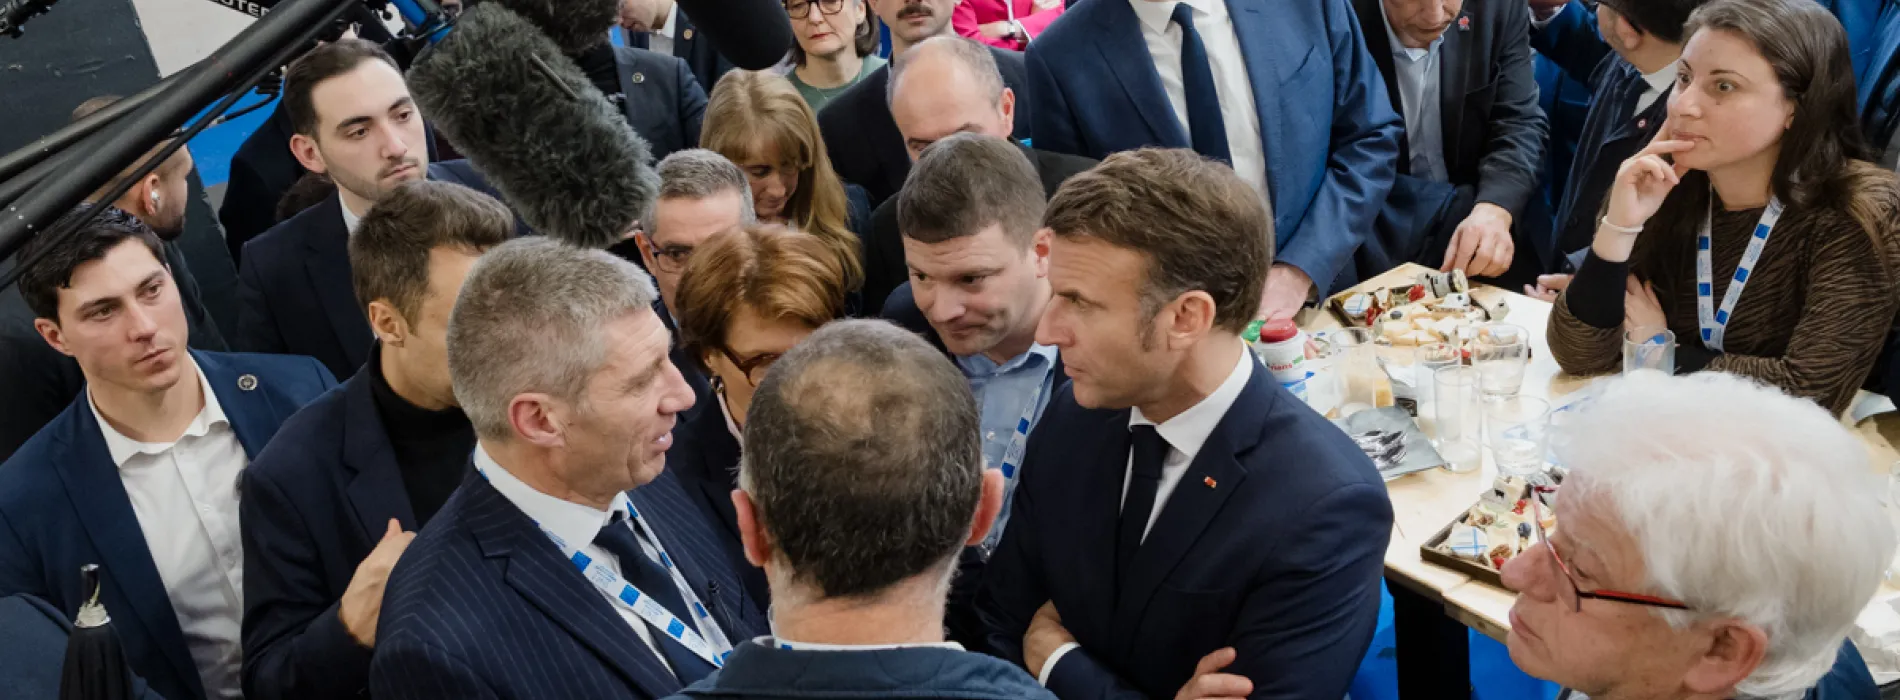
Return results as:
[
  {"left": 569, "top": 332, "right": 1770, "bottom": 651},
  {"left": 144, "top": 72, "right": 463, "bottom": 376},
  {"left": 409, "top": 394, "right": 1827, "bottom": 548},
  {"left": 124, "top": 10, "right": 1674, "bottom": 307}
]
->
[
  {"left": 888, "top": 37, "right": 1016, "bottom": 161},
  {"left": 736, "top": 319, "right": 1003, "bottom": 603}
]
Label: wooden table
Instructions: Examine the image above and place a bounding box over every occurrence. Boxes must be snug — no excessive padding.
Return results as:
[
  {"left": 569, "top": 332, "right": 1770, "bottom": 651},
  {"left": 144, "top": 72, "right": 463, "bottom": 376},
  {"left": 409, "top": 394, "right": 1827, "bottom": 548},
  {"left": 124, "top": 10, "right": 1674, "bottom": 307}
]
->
[{"left": 1300, "top": 263, "right": 1900, "bottom": 694}]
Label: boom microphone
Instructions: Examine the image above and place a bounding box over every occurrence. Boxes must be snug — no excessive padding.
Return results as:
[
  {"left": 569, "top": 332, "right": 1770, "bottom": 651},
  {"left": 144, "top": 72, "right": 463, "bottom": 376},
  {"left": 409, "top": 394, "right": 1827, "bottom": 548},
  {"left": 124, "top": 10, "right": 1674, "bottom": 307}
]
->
[
  {"left": 409, "top": 2, "right": 656, "bottom": 247},
  {"left": 676, "top": 0, "right": 795, "bottom": 70}
]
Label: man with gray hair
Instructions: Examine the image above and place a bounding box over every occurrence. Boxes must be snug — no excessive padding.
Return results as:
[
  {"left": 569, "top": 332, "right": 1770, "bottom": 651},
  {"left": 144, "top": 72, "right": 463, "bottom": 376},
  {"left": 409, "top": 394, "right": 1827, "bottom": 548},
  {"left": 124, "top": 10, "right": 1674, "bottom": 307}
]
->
[
  {"left": 660, "top": 320, "right": 1054, "bottom": 700},
  {"left": 1502, "top": 371, "right": 1887, "bottom": 700},
  {"left": 861, "top": 35, "right": 1096, "bottom": 312},
  {"left": 369, "top": 238, "right": 767, "bottom": 700}
]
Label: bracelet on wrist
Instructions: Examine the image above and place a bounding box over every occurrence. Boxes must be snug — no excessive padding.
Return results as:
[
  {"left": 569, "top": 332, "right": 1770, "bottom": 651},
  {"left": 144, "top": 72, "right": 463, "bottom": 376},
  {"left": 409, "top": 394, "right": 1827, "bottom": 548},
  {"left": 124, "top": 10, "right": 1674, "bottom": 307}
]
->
[{"left": 1599, "top": 216, "right": 1643, "bottom": 235}]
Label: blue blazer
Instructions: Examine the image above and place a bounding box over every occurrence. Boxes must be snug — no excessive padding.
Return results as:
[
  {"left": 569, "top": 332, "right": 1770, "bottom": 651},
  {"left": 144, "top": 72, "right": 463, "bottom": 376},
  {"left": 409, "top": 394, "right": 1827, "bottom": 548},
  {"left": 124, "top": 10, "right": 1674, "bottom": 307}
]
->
[
  {"left": 1025, "top": 0, "right": 1401, "bottom": 292},
  {"left": 235, "top": 160, "right": 508, "bottom": 382},
  {"left": 239, "top": 365, "right": 465, "bottom": 700},
  {"left": 615, "top": 45, "right": 709, "bottom": 162},
  {"left": 977, "top": 359, "right": 1392, "bottom": 700},
  {"left": 0, "top": 350, "right": 336, "bottom": 700},
  {"left": 1858, "top": 1, "right": 1900, "bottom": 148},
  {"left": 369, "top": 468, "right": 770, "bottom": 700}
]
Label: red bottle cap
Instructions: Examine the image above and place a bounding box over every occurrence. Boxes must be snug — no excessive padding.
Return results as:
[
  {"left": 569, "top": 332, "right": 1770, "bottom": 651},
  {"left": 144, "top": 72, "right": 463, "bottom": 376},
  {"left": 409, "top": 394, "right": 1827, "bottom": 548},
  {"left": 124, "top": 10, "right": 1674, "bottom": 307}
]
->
[{"left": 1258, "top": 319, "right": 1300, "bottom": 343}]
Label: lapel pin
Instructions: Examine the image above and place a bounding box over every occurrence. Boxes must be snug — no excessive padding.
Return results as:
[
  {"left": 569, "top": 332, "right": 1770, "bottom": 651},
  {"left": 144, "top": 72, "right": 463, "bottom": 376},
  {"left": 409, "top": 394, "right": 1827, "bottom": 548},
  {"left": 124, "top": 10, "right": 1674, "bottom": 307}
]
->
[
  {"left": 1458, "top": 15, "right": 1470, "bottom": 30},
  {"left": 631, "top": 72, "right": 646, "bottom": 84},
  {"left": 682, "top": 28, "right": 694, "bottom": 40},
  {"left": 1637, "top": 118, "right": 1649, "bottom": 129},
  {"left": 237, "top": 374, "right": 258, "bottom": 392},
  {"left": 1204, "top": 476, "right": 1217, "bottom": 489}
]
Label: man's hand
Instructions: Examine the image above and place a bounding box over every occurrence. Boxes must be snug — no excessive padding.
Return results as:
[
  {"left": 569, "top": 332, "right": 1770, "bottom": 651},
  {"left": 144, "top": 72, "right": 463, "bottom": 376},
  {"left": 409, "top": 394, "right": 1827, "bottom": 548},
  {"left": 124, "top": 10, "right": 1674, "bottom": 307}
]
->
[
  {"left": 1523, "top": 273, "right": 1572, "bottom": 303},
  {"left": 1175, "top": 647, "right": 1254, "bottom": 700},
  {"left": 340, "top": 519, "right": 416, "bottom": 648},
  {"left": 1443, "top": 203, "right": 1516, "bottom": 279},
  {"left": 1259, "top": 264, "right": 1314, "bottom": 322},
  {"left": 1023, "top": 601, "right": 1076, "bottom": 679},
  {"left": 1623, "top": 275, "right": 1667, "bottom": 333},
  {"left": 978, "top": 20, "right": 1017, "bottom": 40}
]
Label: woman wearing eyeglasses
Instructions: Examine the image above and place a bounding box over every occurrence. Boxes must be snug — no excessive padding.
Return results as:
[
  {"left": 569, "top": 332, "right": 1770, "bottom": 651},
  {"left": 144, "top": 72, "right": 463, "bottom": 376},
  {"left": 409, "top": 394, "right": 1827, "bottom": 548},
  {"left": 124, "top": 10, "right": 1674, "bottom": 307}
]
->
[
  {"left": 783, "top": 0, "right": 884, "bottom": 112},
  {"left": 1498, "top": 370, "right": 1886, "bottom": 700},
  {"left": 665, "top": 223, "right": 850, "bottom": 610}
]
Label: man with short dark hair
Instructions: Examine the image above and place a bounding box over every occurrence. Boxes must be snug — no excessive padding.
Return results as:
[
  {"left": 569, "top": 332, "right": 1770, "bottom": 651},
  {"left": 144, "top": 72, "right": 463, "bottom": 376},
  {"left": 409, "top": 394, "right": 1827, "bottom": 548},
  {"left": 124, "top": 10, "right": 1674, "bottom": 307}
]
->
[
  {"left": 236, "top": 38, "right": 506, "bottom": 382},
  {"left": 659, "top": 320, "right": 1053, "bottom": 700},
  {"left": 239, "top": 181, "right": 513, "bottom": 700},
  {"left": 978, "top": 149, "right": 1391, "bottom": 700},
  {"left": 0, "top": 207, "right": 336, "bottom": 700}
]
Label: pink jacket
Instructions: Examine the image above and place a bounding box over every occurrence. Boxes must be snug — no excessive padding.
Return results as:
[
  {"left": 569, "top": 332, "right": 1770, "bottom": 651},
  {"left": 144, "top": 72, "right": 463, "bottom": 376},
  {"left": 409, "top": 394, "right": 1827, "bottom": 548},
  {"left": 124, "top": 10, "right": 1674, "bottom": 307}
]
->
[{"left": 951, "top": 0, "right": 1066, "bottom": 50}]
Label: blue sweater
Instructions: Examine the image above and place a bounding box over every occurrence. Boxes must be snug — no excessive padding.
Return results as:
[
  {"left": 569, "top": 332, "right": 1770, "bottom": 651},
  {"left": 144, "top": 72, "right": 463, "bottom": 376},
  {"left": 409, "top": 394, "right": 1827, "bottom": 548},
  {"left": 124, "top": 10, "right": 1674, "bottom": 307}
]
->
[{"left": 667, "top": 640, "right": 1058, "bottom": 700}]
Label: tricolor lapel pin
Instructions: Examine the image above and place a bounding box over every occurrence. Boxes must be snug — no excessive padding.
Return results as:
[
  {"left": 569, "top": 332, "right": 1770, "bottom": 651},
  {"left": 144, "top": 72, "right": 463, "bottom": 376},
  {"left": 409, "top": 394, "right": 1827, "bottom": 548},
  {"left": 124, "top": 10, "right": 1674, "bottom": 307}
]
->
[{"left": 1204, "top": 476, "right": 1218, "bottom": 489}]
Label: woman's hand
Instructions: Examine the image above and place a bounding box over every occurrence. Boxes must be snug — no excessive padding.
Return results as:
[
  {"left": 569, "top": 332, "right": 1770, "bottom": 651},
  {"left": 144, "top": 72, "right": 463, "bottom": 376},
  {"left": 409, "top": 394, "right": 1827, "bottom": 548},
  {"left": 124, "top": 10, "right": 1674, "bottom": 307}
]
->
[
  {"left": 1623, "top": 275, "right": 1667, "bottom": 333},
  {"left": 978, "top": 20, "right": 1016, "bottom": 40},
  {"left": 1596, "top": 128, "right": 1695, "bottom": 262}
]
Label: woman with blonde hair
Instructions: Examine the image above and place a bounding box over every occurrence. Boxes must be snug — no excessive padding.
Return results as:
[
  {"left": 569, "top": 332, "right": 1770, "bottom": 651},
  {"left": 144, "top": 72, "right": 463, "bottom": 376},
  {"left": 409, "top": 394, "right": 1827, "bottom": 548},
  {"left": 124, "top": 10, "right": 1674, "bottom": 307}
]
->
[{"left": 701, "top": 70, "right": 868, "bottom": 302}]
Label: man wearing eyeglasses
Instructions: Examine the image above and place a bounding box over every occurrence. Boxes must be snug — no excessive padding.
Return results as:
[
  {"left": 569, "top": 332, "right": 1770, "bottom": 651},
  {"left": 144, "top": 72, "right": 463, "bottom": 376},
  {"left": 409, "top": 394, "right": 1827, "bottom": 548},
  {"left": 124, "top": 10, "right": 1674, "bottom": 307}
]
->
[
  {"left": 1499, "top": 371, "right": 1886, "bottom": 700},
  {"left": 629, "top": 149, "right": 760, "bottom": 421}
]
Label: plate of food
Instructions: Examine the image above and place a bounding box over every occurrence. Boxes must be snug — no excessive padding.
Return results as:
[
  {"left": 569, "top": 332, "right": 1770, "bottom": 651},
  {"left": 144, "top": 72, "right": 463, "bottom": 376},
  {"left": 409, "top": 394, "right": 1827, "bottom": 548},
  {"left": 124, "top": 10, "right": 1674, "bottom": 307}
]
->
[
  {"left": 1328, "top": 269, "right": 1510, "bottom": 348},
  {"left": 1420, "top": 474, "right": 1560, "bottom": 585}
]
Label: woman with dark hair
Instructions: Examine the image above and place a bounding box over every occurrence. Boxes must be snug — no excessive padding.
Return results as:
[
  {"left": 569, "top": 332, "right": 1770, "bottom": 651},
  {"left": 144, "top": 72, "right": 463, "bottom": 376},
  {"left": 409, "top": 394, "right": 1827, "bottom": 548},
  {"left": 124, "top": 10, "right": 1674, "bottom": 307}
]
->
[
  {"left": 1548, "top": 0, "right": 1900, "bottom": 414},
  {"left": 782, "top": 0, "right": 883, "bottom": 112}
]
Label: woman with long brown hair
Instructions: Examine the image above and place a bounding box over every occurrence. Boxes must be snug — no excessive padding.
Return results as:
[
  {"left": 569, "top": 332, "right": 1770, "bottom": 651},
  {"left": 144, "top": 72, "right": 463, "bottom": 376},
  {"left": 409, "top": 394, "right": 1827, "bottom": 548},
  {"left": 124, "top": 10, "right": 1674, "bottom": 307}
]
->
[
  {"left": 700, "top": 70, "right": 868, "bottom": 302},
  {"left": 1548, "top": 0, "right": 1900, "bottom": 413}
]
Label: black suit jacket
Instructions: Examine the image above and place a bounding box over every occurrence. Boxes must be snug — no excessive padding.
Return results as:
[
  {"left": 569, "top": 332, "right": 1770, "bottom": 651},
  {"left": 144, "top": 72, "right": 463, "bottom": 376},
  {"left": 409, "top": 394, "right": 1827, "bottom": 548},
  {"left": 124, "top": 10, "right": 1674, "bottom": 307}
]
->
[
  {"left": 632, "top": 12, "right": 735, "bottom": 102},
  {"left": 370, "top": 469, "right": 768, "bottom": 700},
  {"left": 977, "top": 360, "right": 1392, "bottom": 699},
  {"left": 234, "top": 161, "right": 504, "bottom": 381},
  {"left": 1354, "top": 0, "right": 1549, "bottom": 273},
  {"left": 239, "top": 364, "right": 465, "bottom": 700},
  {"left": 859, "top": 143, "right": 1095, "bottom": 314},
  {"left": 817, "top": 49, "right": 1033, "bottom": 209},
  {"left": 615, "top": 45, "right": 709, "bottom": 162},
  {"left": 663, "top": 404, "right": 770, "bottom": 616}
]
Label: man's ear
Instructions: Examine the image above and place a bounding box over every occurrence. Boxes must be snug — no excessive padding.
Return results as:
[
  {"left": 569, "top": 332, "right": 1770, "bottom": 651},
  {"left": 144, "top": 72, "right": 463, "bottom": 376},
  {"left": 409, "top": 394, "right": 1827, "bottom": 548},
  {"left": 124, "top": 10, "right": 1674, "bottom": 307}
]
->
[
  {"left": 633, "top": 232, "right": 660, "bottom": 272},
  {"left": 366, "top": 300, "right": 408, "bottom": 347},
  {"left": 33, "top": 318, "right": 72, "bottom": 358},
  {"left": 1164, "top": 292, "right": 1218, "bottom": 351},
  {"left": 507, "top": 394, "right": 566, "bottom": 449},
  {"left": 289, "top": 133, "right": 329, "bottom": 175},
  {"left": 733, "top": 488, "right": 774, "bottom": 569},
  {"left": 965, "top": 468, "right": 1006, "bottom": 546},
  {"left": 1682, "top": 620, "right": 1769, "bottom": 696},
  {"left": 1030, "top": 228, "right": 1053, "bottom": 279},
  {"left": 998, "top": 87, "right": 1017, "bottom": 129}
]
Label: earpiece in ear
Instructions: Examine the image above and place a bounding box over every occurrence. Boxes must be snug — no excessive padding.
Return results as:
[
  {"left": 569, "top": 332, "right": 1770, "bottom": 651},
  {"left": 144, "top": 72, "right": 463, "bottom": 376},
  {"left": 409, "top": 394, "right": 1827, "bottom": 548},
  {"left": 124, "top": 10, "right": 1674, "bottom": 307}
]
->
[{"left": 150, "top": 192, "right": 161, "bottom": 206}]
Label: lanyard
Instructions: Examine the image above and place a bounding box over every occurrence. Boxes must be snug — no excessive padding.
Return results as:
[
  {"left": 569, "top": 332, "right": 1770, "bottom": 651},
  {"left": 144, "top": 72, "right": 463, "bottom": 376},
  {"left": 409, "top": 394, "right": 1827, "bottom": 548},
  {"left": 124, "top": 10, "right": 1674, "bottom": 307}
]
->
[
  {"left": 1696, "top": 189, "right": 1784, "bottom": 352},
  {"left": 474, "top": 464, "right": 735, "bottom": 667},
  {"left": 980, "top": 359, "right": 1053, "bottom": 555}
]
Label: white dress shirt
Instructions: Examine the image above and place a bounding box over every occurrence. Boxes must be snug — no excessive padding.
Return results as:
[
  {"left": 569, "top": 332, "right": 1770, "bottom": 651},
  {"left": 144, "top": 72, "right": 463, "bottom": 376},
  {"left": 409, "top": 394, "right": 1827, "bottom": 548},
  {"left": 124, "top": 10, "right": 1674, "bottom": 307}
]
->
[
  {"left": 476, "top": 445, "right": 682, "bottom": 677},
  {"left": 1380, "top": 4, "right": 1450, "bottom": 183},
  {"left": 1040, "top": 342, "right": 1255, "bottom": 685},
  {"left": 1127, "top": 0, "right": 1270, "bottom": 204},
  {"left": 338, "top": 191, "right": 363, "bottom": 234},
  {"left": 649, "top": 3, "right": 679, "bottom": 56},
  {"left": 1634, "top": 60, "right": 1678, "bottom": 119},
  {"left": 90, "top": 356, "right": 247, "bottom": 700}
]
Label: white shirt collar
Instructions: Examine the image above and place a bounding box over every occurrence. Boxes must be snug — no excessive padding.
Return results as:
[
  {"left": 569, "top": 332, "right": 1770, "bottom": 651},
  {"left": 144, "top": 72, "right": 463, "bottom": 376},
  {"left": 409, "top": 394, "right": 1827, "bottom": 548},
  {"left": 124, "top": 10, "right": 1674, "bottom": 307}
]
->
[
  {"left": 89, "top": 354, "right": 229, "bottom": 468},
  {"left": 475, "top": 443, "right": 631, "bottom": 547},
  {"left": 1379, "top": 1, "right": 1443, "bottom": 62},
  {"left": 764, "top": 635, "right": 965, "bottom": 652},
  {"left": 1641, "top": 59, "right": 1679, "bottom": 96},
  {"left": 338, "top": 191, "right": 364, "bottom": 234},
  {"left": 1129, "top": 0, "right": 1226, "bottom": 36},
  {"left": 655, "top": 3, "right": 679, "bottom": 39},
  {"left": 1129, "top": 341, "right": 1253, "bottom": 455}
]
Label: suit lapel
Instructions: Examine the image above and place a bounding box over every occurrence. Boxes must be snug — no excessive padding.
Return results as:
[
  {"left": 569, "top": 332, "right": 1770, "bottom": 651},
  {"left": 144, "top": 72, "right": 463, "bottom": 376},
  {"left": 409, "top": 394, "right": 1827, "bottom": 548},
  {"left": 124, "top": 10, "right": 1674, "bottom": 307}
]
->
[
  {"left": 303, "top": 198, "right": 370, "bottom": 374},
  {"left": 53, "top": 397, "right": 205, "bottom": 700},
  {"left": 1226, "top": 0, "right": 1284, "bottom": 206},
  {"left": 612, "top": 48, "right": 644, "bottom": 127},
  {"left": 340, "top": 369, "right": 420, "bottom": 536},
  {"left": 626, "top": 473, "right": 718, "bottom": 619},
  {"left": 195, "top": 351, "right": 276, "bottom": 459},
  {"left": 467, "top": 474, "right": 683, "bottom": 699},
  {"left": 1093, "top": 0, "right": 1189, "bottom": 147},
  {"left": 1436, "top": 14, "right": 1469, "bottom": 158},
  {"left": 1063, "top": 408, "right": 1133, "bottom": 645}
]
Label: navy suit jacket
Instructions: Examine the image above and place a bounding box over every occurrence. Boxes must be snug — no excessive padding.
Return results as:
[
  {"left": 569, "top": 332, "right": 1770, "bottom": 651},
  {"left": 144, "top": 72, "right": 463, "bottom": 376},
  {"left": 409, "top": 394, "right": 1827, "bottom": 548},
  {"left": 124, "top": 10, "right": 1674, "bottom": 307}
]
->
[
  {"left": 1857, "top": 0, "right": 1900, "bottom": 148},
  {"left": 664, "top": 405, "right": 771, "bottom": 616},
  {"left": 0, "top": 351, "right": 336, "bottom": 700},
  {"left": 369, "top": 468, "right": 769, "bottom": 700},
  {"left": 632, "top": 11, "right": 736, "bottom": 101},
  {"left": 977, "top": 358, "right": 1392, "bottom": 700},
  {"left": 240, "top": 365, "right": 468, "bottom": 700},
  {"left": 1026, "top": 0, "right": 1401, "bottom": 293},
  {"left": 615, "top": 45, "right": 709, "bottom": 162},
  {"left": 235, "top": 160, "right": 505, "bottom": 381}
]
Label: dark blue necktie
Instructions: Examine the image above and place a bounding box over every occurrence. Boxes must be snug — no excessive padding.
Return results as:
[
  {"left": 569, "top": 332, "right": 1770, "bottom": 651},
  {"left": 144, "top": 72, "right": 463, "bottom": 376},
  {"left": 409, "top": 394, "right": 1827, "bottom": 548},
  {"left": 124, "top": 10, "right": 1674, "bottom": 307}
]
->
[
  {"left": 1117, "top": 426, "right": 1169, "bottom": 584},
  {"left": 594, "top": 515, "right": 717, "bottom": 684},
  {"left": 1172, "top": 3, "right": 1232, "bottom": 164}
]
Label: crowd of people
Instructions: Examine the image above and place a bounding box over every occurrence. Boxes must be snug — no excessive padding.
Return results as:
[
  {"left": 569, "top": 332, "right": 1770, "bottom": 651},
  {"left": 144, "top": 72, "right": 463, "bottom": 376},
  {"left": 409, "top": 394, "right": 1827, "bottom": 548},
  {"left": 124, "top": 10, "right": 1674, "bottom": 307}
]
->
[{"left": 3, "top": 0, "right": 1900, "bottom": 699}]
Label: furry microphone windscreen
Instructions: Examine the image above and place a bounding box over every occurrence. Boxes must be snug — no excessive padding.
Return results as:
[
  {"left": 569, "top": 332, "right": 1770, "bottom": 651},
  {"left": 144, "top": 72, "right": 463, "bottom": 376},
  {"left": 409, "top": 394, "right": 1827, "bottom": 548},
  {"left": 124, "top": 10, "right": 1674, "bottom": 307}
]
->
[
  {"left": 409, "top": 2, "right": 658, "bottom": 249},
  {"left": 462, "top": 0, "right": 619, "bottom": 55}
]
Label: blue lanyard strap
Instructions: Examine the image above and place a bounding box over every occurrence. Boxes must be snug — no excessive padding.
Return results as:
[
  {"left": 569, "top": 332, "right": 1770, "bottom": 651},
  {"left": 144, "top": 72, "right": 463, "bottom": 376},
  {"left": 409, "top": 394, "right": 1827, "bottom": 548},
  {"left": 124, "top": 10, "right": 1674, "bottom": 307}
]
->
[
  {"left": 1696, "top": 190, "right": 1784, "bottom": 353},
  {"left": 980, "top": 359, "right": 1055, "bottom": 555}
]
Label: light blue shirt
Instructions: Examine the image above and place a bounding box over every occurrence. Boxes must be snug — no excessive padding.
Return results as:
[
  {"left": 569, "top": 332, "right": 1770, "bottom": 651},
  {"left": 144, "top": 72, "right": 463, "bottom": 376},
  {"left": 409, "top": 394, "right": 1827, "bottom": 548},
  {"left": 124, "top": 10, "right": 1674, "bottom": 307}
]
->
[
  {"left": 956, "top": 343, "right": 1059, "bottom": 548},
  {"left": 1381, "top": 4, "right": 1450, "bottom": 183}
]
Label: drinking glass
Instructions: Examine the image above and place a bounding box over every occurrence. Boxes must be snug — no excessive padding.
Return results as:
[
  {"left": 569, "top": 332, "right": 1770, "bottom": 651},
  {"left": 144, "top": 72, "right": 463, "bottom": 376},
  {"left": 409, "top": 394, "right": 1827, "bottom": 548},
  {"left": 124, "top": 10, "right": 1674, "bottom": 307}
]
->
[
  {"left": 1473, "top": 324, "right": 1531, "bottom": 398},
  {"left": 1433, "top": 366, "right": 1482, "bottom": 474},
  {"left": 1485, "top": 396, "right": 1551, "bottom": 481},
  {"left": 1623, "top": 327, "right": 1676, "bottom": 375},
  {"left": 1315, "top": 328, "right": 1388, "bottom": 418},
  {"left": 1412, "top": 343, "right": 1462, "bottom": 430}
]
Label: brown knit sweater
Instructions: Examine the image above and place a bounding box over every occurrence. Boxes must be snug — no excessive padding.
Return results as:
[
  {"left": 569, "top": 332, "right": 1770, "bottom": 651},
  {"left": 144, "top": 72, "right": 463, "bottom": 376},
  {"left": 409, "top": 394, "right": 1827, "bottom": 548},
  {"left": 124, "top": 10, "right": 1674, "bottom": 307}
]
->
[{"left": 1549, "top": 166, "right": 1900, "bottom": 415}]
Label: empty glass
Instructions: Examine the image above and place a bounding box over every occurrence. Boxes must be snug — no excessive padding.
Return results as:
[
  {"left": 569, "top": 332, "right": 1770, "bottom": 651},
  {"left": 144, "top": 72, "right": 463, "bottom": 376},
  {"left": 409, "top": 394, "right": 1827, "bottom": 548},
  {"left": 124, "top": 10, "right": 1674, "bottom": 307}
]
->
[
  {"left": 1485, "top": 396, "right": 1551, "bottom": 481},
  {"left": 1433, "top": 366, "right": 1482, "bottom": 474},
  {"left": 1473, "top": 324, "right": 1531, "bottom": 398},
  {"left": 1314, "top": 328, "right": 1389, "bottom": 418},
  {"left": 1623, "top": 327, "right": 1676, "bottom": 375}
]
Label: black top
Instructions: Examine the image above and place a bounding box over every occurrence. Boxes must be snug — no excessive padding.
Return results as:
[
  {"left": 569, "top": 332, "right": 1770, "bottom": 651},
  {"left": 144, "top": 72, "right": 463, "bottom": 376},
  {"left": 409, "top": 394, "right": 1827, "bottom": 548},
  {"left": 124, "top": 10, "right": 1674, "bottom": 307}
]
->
[
  {"left": 575, "top": 43, "right": 624, "bottom": 100},
  {"left": 366, "top": 351, "right": 475, "bottom": 527}
]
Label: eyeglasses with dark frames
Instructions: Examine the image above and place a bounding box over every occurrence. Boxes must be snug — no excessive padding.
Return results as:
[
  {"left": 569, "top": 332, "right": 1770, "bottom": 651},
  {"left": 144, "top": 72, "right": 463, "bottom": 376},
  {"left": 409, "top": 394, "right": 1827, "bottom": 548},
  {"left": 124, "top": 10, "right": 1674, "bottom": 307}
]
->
[
  {"left": 719, "top": 347, "right": 783, "bottom": 386},
  {"left": 783, "top": 0, "right": 847, "bottom": 20},
  {"left": 1530, "top": 485, "right": 1693, "bottom": 613},
  {"left": 645, "top": 240, "right": 696, "bottom": 274}
]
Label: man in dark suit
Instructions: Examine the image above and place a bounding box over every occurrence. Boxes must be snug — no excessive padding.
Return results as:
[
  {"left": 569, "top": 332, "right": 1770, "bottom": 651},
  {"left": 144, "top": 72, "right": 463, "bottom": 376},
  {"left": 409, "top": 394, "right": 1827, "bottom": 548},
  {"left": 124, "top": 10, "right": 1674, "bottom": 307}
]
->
[
  {"left": 1353, "top": 0, "right": 1549, "bottom": 285},
  {"left": 859, "top": 36, "right": 1095, "bottom": 313},
  {"left": 977, "top": 150, "right": 1391, "bottom": 699},
  {"left": 369, "top": 238, "right": 767, "bottom": 699},
  {"left": 0, "top": 210, "right": 336, "bottom": 700},
  {"left": 660, "top": 320, "right": 1053, "bottom": 700},
  {"left": 1025, "top": 0, "right": 1402, "bottom": 314},
  {"left": 620, "top": 0, "right": 738, "bottom": 97},
  {"left": 817, "top": 0, "right": 1033, "bottom": 209},
  {"left": 236, "top": 39, "right": 506, "bottom": 381},
  {"left": 239, "top": 181, "right": 514, "bottom": 700}
]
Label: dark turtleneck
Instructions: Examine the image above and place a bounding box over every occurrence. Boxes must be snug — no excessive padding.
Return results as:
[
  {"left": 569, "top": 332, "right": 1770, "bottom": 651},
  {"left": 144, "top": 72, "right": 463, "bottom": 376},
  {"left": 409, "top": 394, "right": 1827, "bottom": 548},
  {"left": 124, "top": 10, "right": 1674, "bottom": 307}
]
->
[{"left": 367, "top": 349, "right": 477, "bottom": 527}]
